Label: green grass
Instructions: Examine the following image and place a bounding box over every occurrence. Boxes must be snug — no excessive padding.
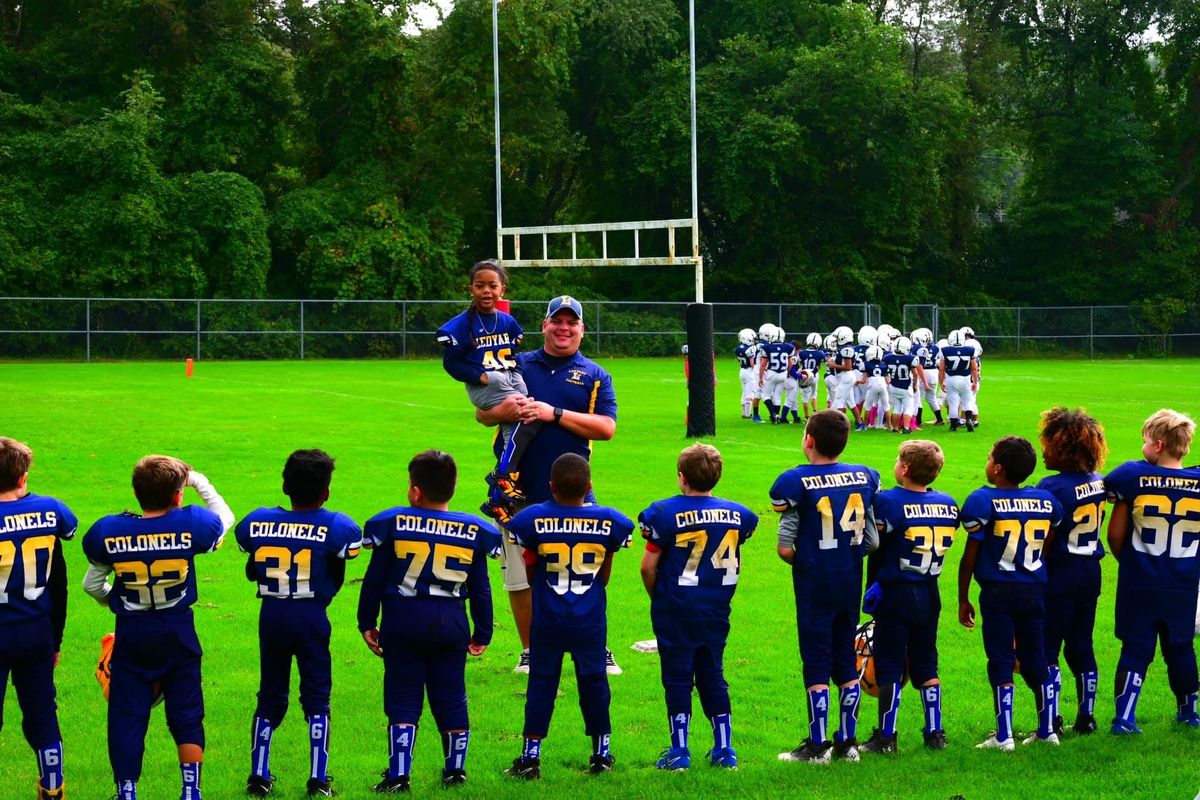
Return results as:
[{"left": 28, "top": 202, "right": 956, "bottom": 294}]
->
[{"left": 2, "top": 357, "right": 1199, "bottom": 799}]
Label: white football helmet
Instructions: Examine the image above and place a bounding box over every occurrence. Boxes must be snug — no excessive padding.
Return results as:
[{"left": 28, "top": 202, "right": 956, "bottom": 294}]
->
[
  {"left": 866, "top": 345, "right": 884, "bottom": 362},
  {"left": 858, "top": 325, "right": 878, "bottom": 346},
  {"left": 772, "top": 326, "right": 786, "bottom": 343},
  {"left": 911, "top": 327, "right": 933, "bottom": 346},
  {"left": 947, "top": 329, "right": 964, "bottom": 346},
  {"left": 834, "top": 326, "right": 854, "bottom": 345},
  {"left": 936, "top": 338, "right": 950, "bottom": 350},
  {"left": 738, "top": 328, "right": 756, "bottom": 346},
  {"left": 806, "top": 332, "right": 823, "bottom": 347},
  {"left": 895, "top": 336, "right": 912, "bottom": 355},
  {"left": 960, "top": 325, "right": 976, "bottom": 339},
  {"left": 758, "top": 323, "right": 776, "bottom": 341},
  {"left": 823, "top": 334, "right": 838, "bottom": 351},
  {"left": 878, "top": 337, "right": 893, "bottom": 353},
  {"left": 877, "top": 324, "right": 898, "bottom": 342}
]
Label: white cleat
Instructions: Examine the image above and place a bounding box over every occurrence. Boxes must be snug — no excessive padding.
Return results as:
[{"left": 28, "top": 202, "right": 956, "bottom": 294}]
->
[
  {"left": 976, "top": 734, "right": 1015, "bottom": 751},
  {"left": 1021, "top": 732, "right": 1060, "bottom": 746},
  {"left": 513, "top": 649, "right": 531, "bottom": 674}
]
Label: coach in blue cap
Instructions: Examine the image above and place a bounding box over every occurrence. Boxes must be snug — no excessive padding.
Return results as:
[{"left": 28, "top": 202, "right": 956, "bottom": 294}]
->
[{"left": 476, "top": 294, "right": 622, "bottom": 675}]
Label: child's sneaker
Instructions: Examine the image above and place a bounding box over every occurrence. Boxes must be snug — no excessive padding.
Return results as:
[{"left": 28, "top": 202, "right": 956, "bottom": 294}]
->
[
  {"left": 655, "top": 748, "right": 690, "bottom": 771},
  {"left": 512, "top": 648, "right": 531, "bottom": 674},
  {"left": 861, "top": 729, "right": 897, "bottom": 755},
  {"left": 1110, "top": 719, "right": 1143, "bottom": 735},
  {"left": 372, "top": 773, "right": 411, "bottom": 793},
  {"left": 307, "top": 776, "right": 337, "bottom": 797},
  {"left": 1176, "top": 710, "right": 1200, "bottom": 728},
  {"left": 587, "top": 754, "right": 615, "bottom": 774},
  {"left": 486, "top": 471, "right": 525, "bottom": 503},
  {"left": 441, "top": 769, "right": 467, "bottom": 787},
  {"left": 504, "top": 757, "right": 541, "bottom": 780},
  {"left": 1021, "top": 732, "right": 1060, "bottom": 745},
  {"left": 1072, "top": 714, "right": 1098, "bottom": 735},
  {"left": 975, "top": 733, "right": 1014, "bottom": 751},
  {"left": 777, "top": 739, "right": 832, "bottom": 763},
  {"left": 604, "top": 649, "right": 622, "bottom": 675},
  {"left": 37, "top": 785, "right": 65, "bottom": 800},
  {"left": 922, "top": 730, "right": 947, "bottom": 750},
  {"left": 707, "top": 747, "right": 738, "bottom": 769}
]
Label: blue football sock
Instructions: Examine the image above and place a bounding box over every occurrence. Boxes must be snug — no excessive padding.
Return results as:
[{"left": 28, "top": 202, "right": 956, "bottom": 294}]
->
[
  {"left": 807, "top": 688, "right": 830, "bottom": 745},
  {"left": 308, "top": 714, "right": 330, "bottom": 781},
  {"left": 994, "top": 685, "right": 1014, "bottom": 742},
  {"left": 710, "top": 713, "right": 732, "bottom": 751},
  {"left": 1038, "top": 679, "right": 1056, "bottom": 738},
  {"left": 669, "top": 712, "right": 690, "bottom": 751},
  {"left": 1177, "top": 691, "right": 1198, "bottom": 721},
  {"left": 592, "top": 734, "right": 610, "bottom": 757},
  {"left": 880, "top": 683, "right": 901, "bottom": 738},
  {"left": 837, "top": 684, "right": 861, "bottom": 743},
  {"left": 389, "top": 723, "right": 417, "bottom": 779},
  {"left": 443, "top": 730, "right": 469, "bottom": 773},
  {"left": 1115, "top": 672, "right": 1144, "bottom": 727},
  {"left": 1078, "top": 670, "right": 1098, "bottom": 717},
  {"left": 117, "top": 779, "right": 137, "bottom": 800},
  {"left": 36, "top": 741, "right": 63, "bottom": 791},
  {"left": 921, "top": 684, "right": 942, "bottom": 734},
  {"left": 250, "top": 717, "right": 273, "bottom": 779},
  {"left": 522, "top": 737, "right": 542, "bottom": 761},
  {"left": 1047, "top": 665, "right": 1062, "bottom": 723},
  {"left": 180, "top": 762, "right": 201, "bottom": 800}
]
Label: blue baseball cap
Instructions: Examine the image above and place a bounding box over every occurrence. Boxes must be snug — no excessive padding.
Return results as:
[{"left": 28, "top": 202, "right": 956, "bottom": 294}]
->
[{"left": 545, "top": 295, "right": 584, "bottom": 320}]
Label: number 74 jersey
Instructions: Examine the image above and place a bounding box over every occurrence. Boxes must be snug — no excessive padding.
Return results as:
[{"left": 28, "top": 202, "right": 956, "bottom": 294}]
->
[{"left": 959, "top": 486, "right": 1064, "bottom": 583}]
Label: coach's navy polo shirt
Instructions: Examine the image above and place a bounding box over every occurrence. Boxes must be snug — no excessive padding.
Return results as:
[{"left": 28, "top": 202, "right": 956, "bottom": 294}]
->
[{"left": 495, "top": 348, "right": 617, "bottom": 504}]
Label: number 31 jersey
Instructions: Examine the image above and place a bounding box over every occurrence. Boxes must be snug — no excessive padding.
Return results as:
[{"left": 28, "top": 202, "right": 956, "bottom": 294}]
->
[
  {"left": 639, "top": 495, "right": 759, "bottom": 621},
  {"left": 235, "top": 507, "right": 362, "bottom": 605},
  {"left": 1105, "top": 460, "right": 1200, "bottom": 590},
  {"left": 959, "top": 486, "right": 1063, "bottom": 584}
]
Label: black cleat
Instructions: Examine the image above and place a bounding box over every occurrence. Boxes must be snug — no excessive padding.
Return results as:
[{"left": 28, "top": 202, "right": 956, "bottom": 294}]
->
[
  {"left": 246, "top": 774, "right": 275, "bottom": 797},
  {"left": 923, "top": 730, "right": 947, "bottom": 750},
  {"left": 588, "top": 754, "right": 616, "bottom": 774},
  {"left": 965, "top": 417, "right": 976, "bottom": 432},
  {"left": 441, "top": 769, "right": 468, "bottom": 787},
  {"left": 832, "top": 737, "right": 860, "bottom": 762},
  {"left": 307, "top": 776, "right": 336, "bottom": 797},
  {"left": 373, "top": 773, "right": 411, "bottom": 794},
  {"left": 861, "top": 729, "right": 897, "bottom": 755},
  {"left": 1073, "top": 713, "right": 1098, "bottom": 735},
  {"left": 949, "top": 420, "right": 960, "bottom": 432},
  {"left": 1053, "top": 715, "right": 1066, "bottom": 737},
  {"left": 504, "top": 757, "right": 541, "bottom": 780},
  {"left": 777, "top": 738, "right": 832, "bottom": 763}
]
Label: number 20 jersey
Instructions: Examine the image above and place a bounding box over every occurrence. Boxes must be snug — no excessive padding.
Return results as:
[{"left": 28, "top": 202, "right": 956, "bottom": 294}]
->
[
  {"left": 959, "top": 486, "right": 1063, "bottom": 584},
  {"left": 82, "top": 505, "right": 224, "bottom": 616},
  {"left": 639, "top": 495, "right": 759, "bottom": 622},
  {"left": 507, "top": 501, "right": 633, "bottom": 629},
  {"left": 235, "top": 507, "right": 362, "bottom": 605},
  {"left": 1105, "top": 460, "right": 1200, "bottom": 591},
  {"left": 0, "top": 492, "right": 77, "bottom": 623},
  {"left": 1035, "top": 472, "right": 1106, "bottom": 585}
]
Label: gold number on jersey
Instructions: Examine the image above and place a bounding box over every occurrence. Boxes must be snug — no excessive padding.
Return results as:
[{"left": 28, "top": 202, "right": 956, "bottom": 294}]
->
[
  {"left": 816, "top": 494, "right": 867, "bottom": 550},
  {"left": 1132, "top": 495, "right": 1200, "bottom": 558},
  {"left": 111, "top": 558, "right": 191, "bottom": 611},
  {"left": 538, "top": 541, "right": 608, "bottom": 596},
  {"left": 254, "top": 546, "right": 314, "bottom": 599},
  {"left": 393, "top": 541, "right": 476, "bottom": 598},
  {"left": 993, "top": 519, "right": 1050, "bottom": 572}
]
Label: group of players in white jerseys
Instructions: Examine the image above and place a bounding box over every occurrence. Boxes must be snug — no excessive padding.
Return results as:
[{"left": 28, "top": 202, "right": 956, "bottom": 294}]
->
[{"left": 733, "top": 322, "right": 985, "bottom": 433}]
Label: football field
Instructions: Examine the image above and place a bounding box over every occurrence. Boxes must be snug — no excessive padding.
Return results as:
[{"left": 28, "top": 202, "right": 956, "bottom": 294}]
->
[{"left": 1, "top": 357, "right": 1198, "bottom": 799}]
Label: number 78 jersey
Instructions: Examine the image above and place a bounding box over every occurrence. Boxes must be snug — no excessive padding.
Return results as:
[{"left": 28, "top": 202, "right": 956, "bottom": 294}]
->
[
  {"left": 959, "top": 486, "right": 1063, "bottom": 583},
  {"left": 639, "top": 496, "right": 759, "bottom": 617}
]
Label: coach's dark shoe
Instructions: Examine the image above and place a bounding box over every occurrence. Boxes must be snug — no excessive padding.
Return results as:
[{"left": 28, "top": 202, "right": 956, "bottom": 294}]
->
[
  {"left": 307, "top": 776, "right": 336, "bottom": 797},
  {"left": 246, "top": 774, "right": 275, "bottom": 797},
  {"left": 1073, "top": 714, "right": 1098, "bottom": 735},
  {"left": 441, "top": 769, "right": 467, "bottom": 787},
  {"left": 373, "top": 773, "right": 411, "bottom": 793},
  {"left": 504, "top": 757, "right": 541, "bottom": 780},
  {"left": 861, "top": 729, "right": 897, "bottom": 755},
  {"left": 777, "top": 739, "right": 832, "bottom": 764},
  {"left": 923, "top": 730, "right": 947, "bottom": 750},
  {"left": 588, "top": 753, "right": 615, "bottom": 774}
]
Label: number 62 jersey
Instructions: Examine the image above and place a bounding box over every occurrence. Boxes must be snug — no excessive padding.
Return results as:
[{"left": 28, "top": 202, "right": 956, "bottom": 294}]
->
[{"left": 1105, "top": 460, "right": 1200, "bottom": 590}]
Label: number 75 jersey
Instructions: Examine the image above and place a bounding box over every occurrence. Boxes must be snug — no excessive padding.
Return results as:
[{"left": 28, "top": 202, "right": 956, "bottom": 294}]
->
[{"left": 959, "top": 486, "right": 1063, "bottom": 583}]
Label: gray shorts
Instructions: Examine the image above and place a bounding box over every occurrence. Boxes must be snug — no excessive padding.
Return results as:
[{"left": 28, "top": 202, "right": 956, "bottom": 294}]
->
[
  {"left": 501, "top": 537, "right": 530, "bottom": 591},
  {"left": 466, "top": 369, "right": 529, "bottom": 410}
]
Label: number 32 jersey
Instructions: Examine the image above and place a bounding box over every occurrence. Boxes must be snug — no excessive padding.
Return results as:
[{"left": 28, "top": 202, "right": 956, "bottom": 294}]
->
[
  {"left": 235, "top": 507, "right": 362, "bottom": 605},
  {"left": 959, "top": 486, "right": 1063, "bottom": 584},
  {"left": 1105, "top": 460, "right": 1200, "bottom": 591}
]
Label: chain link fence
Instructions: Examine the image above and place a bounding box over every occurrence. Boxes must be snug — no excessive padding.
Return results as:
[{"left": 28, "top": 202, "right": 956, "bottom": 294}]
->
[
  {"left": 0, "top": 298, "right": 880, "bottom": 361},
  {"left": 901, "top": 304, "right": 1200, "bottom": 356}
]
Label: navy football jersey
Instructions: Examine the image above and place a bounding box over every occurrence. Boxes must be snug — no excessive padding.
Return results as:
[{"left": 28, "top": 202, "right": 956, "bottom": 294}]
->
[
  {"left": 1105, "top": 460, "right": 1200, "bottom": 590},
  {"left": 883, "top": 352, "right": 919, "bottom": 390},
  {"left": 734, "top": 343, "right": 760, "bottom": 369},
  {"left": 853, "top": 344, "right": 868, "bottom": 373},
  {"left": 916, "top": 344, "right": 939, "bottom": 373},
  {"left": 940, "top": 345, "right": 975, "bottom": 377},
  {"left": 82, "top": 505, "right": 224, "bottom": 615},
  {"left": 770, "top": 463, "right": 880, "bottom": 598},
  {"left": 361, "top": 507, "right": 501, "bottom": 600},
  {"left": 508, "top": 501, "right": 633, "bottom": 628},
  {"left": 236, "top": 507, "right": 363, "bottom": 605},
  {"left": 959, "top": 486, "right": 1063, "bottom": 583},
  {"left": 863, "top": 359, "right": 886, "bottom": 379},
  {"left": 639, "top": 496, "right": 758, "bottom": 620},
  {"left": 0, "top": 493, "right": 77, "bottom": 623},
  {"left": 1036, "top": 472, "right": 1106, "bottom": 564},
  {"left": 436, "top": 308, "right": 524, "bottom": 385},
  {"left": 872, "top": 487, "right": 959, "bottom": 582},
  {"left": 761, "top": 342, "right": 796, "bottom": 374},
  {"left": 798, "top": 348, "right": 826, "bottom": 377}
]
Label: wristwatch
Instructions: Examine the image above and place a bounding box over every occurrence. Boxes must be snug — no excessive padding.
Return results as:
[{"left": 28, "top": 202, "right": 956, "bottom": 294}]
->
[{"left": 553, "top": 407, "right": 564, "bottom": 424}]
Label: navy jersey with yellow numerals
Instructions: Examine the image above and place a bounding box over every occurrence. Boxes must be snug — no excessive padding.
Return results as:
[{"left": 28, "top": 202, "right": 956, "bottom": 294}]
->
[
  {"left": 1037, "top": 472, "right": 1106, "bottom": 565},
  {"left": 1105, "top": 460, "right": 1200, "bottom": 591},
  {"left": 235, "top": 507, "right": 363, "bottom": 605},
  {"left": 639, "top": 495, "right": 758, "bottom": 620},
  {"left": 0, "top": 493, "right": 77, "bottom": 623},
  {"left": 872, "top": 487, "right": 959, "bottom": 582},
  {"left": 82, "top": 505, "right": 224, "bottom": 616},
  {"left": 959, "top": 486, "right": 1063, "bottom": 584},
  {"left": 507, "top": 501, "right": 633, "bottom": 628},
  {"left": 436, "top": 308, "right": 524, "bottom": 385},
  {"left": 360, "top": 507, "right": 501, "bottom": 600}
]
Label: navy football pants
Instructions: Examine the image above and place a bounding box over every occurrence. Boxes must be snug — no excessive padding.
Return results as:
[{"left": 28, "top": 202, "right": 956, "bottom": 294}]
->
[
  {"left": 255, "top": 600, "right": 332, "bottom": 723},
  {"left": 0, "top": 618, "right": 61, "bottom": 749},
  {"left": 658, "top": 641, "right": 730, "bottom": 718},
  {"left": 381, "top": 599, "right": 470, "bottom": 731},
  {"left": 979, "top": 582, "right": 1049, "bottom": 689},
  {"left": 524, "top": 623, "right": 610, "bottom": 738},
  {"left": 1043, "top": 564, "right": 1100, "bottom": 676},
  {"left": 872, "top": 582, "right": 940, "bottom": 686},
  {"left": 1115, "top": 586, "right": 1199, "bottom": 695}
]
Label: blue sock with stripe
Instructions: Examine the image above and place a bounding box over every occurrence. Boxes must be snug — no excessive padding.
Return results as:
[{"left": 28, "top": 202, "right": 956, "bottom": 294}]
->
[
  {"left": 1177, "top": 691, "right": 1198, "bottom": 723},
  {"left": 522, "top": 737, "right": 541, "bottom": 761},
  {"left": 1047, "top": 665, "right": 1062, "bottom": 725},
  {"left": 389, "top": 724, "right": 417, "bottom": 779},
  {"left": 710, "top": 713, "right": 732, "bottom": 751},
  {"left": 307, "top": 714, "right": 330, "bottom": 781},
  {"left": 994, "top": 685, "right": 1014, "bottom": 742},
  {"left": 442, "top": 730, "right": 469, "bottom": 773},
  {"left": 116, "top": 779, "right": 137, "bottom": 800},
  {"left": 180, "top": 762, "right": 201, "bottom": 800},
  {"left": 592, "top": 733, "right": 610, "bottom": 758},
  {"left": 879, "top": 684, "right": 901, "bottom": 738},
  {"left": 36, "top": 741, "right": 63, "bottom": 792},
  {"left": 669, "top": 712, "right": 690, "bottom": 751},
  {"left": 806, "top": 688, "right": 829, "bottom": 745},
  {"left": 1038, "top": 679, "right": 1056, "bottom": 738},
  {"left": 836, "top": 684, "right": 861, "bottom": 744},
  {"left": 1078, "top": 670, "right": 1098, "bottom": 717},
  {"left": 250, "top": 717, "right": 273, "bottom": 779},
  {"left": 921, "top": 684, "right": 942, "bottom": 734},
  {"left": 1115, "top": 672, "right": 1144, "bottom": 727}
]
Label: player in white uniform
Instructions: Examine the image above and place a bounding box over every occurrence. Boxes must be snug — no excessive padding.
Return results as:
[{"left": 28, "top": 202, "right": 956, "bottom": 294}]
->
[
  {"left": 961, "top": 326, "right": 983, "bottom": 425},
  {"left": 758, "top": 326, "right": 795, "bottom": 424},
  {"left": 735, "top": 328, "right": 763, "bottom": 422},
  {"left": 822, "top": 334, "right": 840, "bottom": 409},
  {"left": 910, "top": 328, "right": 942, "bottom": 427},
  {"left": 858, "top": 344, "right": 889, "bottom": 429},
  {"left": 883, "top": 336, "right": 924, "bottom": 433},
  {"left": 938, "top": 329, "right": 979, "bottom": 431},
  {"left": 830, "top": 326, "right": 860, "bottom": 427}
]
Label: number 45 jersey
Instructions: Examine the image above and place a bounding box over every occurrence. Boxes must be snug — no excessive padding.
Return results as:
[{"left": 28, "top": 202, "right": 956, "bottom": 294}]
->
[
  {"left": 235, "top": 507, "right": 362, "bottom": 605},
  {"left": 1105, "top": 461, "right": 1200, "bottom": 590},
  {"left": 82, "top": 505, "right": 224, "bottom": 615},
  {"left": 507, "top": 502, "right": 633, "bottom": 629}
]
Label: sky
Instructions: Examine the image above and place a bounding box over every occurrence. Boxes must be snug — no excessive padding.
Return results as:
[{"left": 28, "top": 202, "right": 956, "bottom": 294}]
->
[{"left": 409, "top": 0, "right": 455, "bottom": 32}]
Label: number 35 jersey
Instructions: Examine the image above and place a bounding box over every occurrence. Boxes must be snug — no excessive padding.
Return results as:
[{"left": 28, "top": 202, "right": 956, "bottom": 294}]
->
[
  {"left": 235, "top": 507, "right": 362, "bottom": 605},
  {"left": 959, "top": 486, "right": 1063, "bottom": 584},
  {"left": 639, "top": 495, "right": 758, "bottom": 623},
  {"left": 1105, "top": 460, "right": 1200, "bottom": 591},
  {"left": 0, "top": 492, "right": 77, "bottom": 623},
  {"left": 507, "top": 502, "right": 633, "bottom": 629},
  {"left": 83, "top": 505, "right": 224, "bottom": 616},
  {"left": 872, "top": 487, "right": 959, "bottom": 583}
]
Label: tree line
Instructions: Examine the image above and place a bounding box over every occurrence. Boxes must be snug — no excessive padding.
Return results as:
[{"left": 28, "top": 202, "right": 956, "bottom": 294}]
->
[{"left": 1, "top": 0, "right": 1196, "bottom": 321}]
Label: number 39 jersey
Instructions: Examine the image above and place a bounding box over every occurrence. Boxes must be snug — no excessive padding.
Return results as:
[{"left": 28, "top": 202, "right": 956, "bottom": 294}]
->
[
  {"left": 1105, "top": 460, "right": 1200, "bottom": 591},
  {"left": 639, "top": 495, "right": 759, "bottom": 620},
  {"left": 0, "top": 492, "right": 78, "bottom": 623},
  {"left": 959, "top": 486, "right": 1063, "bottom": 584},
  {"left": 872, "top": 487, "right": 959, "bottom": 583},
  {"left": 507, "top": 501, "right": 633, "bottom": 629},
  {"left": 82, "top": 505, "right": 224, "bottom": 616},
  {"left": 235, "top": 507, "right": 362, "bottom": 605}
]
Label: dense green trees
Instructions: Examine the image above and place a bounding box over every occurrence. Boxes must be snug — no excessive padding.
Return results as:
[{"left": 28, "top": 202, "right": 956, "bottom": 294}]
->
[{"left": 1, "top": 0, "right": 1195, "bottom": 311}]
